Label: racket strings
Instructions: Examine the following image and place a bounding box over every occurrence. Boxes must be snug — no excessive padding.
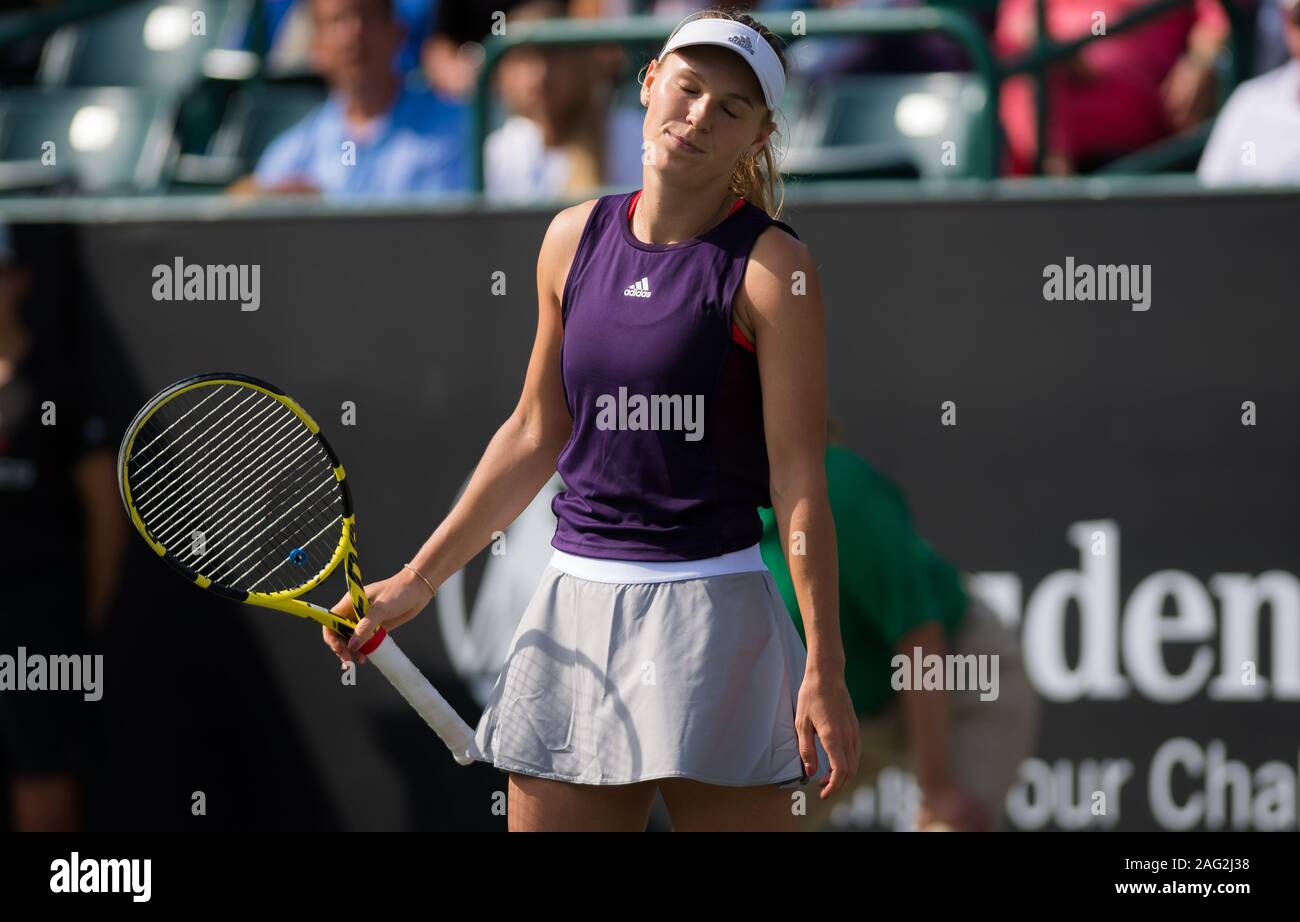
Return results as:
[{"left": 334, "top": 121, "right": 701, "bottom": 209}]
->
[
  {"left": 206, "top": 473, "right": 338, "bottom": 586},
  {"left": 131, "top": 393, "right": 296, "bottom": 541},
  {"left": 221, "top": 464, "right": 344, "bottom": 583},
  {"left": 148, "top": 418, "right": 318, "bottom": 549},
  {"left": 138, "top": 405, "right": 300, "bottom": 535},
  {"left": 157, "top": 436, "right": 342, "bottom": 592},
  {"left": 126, "top": 383, "right": 346, "bottom": 595},
  {"left": 242, "top": 506, "right": 343, "bottom": 592},
  {"left": 141, "top": 409, "right": 307, "bottom": 541},
  {"left": 194, "top": 454, "right": 333, "bottom": 566},
  {"left": 130, "top": 387, "right": 260, "bottom": 493},
  {"left": 200, "top": 449, "right": 347, "bottom": 590},
  {"left": 187, "top": 451, "right": 342, "bottom": 591},
  {"left": 211, "top": 470, "right": 345, "bottom": 595},
  {"left": 127, "top": 384, "right": 241, "bottom": 479}
]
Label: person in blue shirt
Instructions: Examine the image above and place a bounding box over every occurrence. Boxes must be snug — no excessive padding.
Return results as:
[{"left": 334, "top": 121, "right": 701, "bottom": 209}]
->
[
  {"left": 254, "top": 0, "right": 436, "bottom": 78},
  {"left": 231, "top": 0, "right": 468, "bottom": 199}
]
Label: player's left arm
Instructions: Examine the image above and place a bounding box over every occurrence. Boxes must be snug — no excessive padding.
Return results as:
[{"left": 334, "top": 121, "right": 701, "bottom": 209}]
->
[
  {"left": 745, "top": 228, "right": 838, "bottom": 668},
  {"left": 743, "top": 226, "right": 859, "bottom": 792}
]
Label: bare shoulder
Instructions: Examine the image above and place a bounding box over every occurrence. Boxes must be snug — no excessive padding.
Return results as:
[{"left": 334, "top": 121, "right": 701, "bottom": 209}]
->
[
  {"left": 540, "top": 198, "right": 601, "bottom": 302},
  {"left": 546, "top": 198, "right": 601, "bottom": 250},
  {"left": 736, "top": 223, "right": 818, "bottom": 328}
]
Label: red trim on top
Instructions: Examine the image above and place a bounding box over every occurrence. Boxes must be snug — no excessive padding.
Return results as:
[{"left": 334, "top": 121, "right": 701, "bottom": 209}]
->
[
  {"left": 626, "top": 189, "right": 747, "bottom": 223},
  {"left": 627, "top": 190, "right": 754, "bottom": 352},
  {"left": 732, "top": 322, "right": 755, "bottom": 353}
]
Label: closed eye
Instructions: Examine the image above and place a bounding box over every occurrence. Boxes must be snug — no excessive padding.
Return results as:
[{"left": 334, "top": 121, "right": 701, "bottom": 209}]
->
[{"left": 678, "top": 83, "right": 741, "bottom": 119}]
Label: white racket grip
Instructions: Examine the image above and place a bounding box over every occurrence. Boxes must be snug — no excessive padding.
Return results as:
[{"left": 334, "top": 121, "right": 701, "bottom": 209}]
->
[{"left": 365, "top": 632, "right": 481, "bottom": 766}]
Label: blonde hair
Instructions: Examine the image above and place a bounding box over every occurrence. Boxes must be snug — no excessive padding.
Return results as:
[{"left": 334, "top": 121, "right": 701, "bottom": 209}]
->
[{"left": 638, "top": 6, "right": 789, "bottom": 219}]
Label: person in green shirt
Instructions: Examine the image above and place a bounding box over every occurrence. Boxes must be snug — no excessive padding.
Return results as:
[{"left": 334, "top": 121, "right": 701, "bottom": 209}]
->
[{"left": 759, "top": 436, "right": 1039, "bottom": 831}]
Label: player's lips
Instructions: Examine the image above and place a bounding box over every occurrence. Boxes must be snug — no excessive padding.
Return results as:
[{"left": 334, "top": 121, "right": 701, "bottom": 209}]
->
[{"left": 667, "top": 130, "right": 704, "bottom": 154}]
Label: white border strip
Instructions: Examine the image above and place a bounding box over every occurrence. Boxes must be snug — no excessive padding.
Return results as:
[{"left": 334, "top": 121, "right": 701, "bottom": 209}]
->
[{"left": 549, "top": 543, "right": 768, "bottom": 584}]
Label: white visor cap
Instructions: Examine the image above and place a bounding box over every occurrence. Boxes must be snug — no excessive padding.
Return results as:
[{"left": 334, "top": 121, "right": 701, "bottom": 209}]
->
[{"left": 656, "top": 17, "right": 785, "bottom": 112}]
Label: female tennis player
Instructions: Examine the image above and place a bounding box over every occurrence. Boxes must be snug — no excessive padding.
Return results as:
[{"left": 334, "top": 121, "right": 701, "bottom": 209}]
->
[{"left": 325, "top": 7, "right": 858, "bottom": 831}]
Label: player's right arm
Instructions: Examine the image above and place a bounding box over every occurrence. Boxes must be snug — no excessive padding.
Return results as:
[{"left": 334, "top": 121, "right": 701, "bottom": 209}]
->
[{"left": 325, "top": 200, "right": 596, "bottom": 660}]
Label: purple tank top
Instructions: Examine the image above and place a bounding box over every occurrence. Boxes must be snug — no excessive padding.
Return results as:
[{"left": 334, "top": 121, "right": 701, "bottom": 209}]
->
[{"left": 551, "top": 189, "right": 800, "bottom": 562}]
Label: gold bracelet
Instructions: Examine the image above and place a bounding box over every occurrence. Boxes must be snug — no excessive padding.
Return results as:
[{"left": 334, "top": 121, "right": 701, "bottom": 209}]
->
[{"left": 403, "top": 563, "right": 437, "bottom": 598}]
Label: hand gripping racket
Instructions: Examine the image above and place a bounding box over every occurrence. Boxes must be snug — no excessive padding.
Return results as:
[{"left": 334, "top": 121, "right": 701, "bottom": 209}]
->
[{"left": 117, "top": 372, "right": 480, "bottom": 765}]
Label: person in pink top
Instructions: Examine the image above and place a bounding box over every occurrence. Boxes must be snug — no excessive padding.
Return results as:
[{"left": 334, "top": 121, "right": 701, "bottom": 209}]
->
[{"left": 995, "top": 0, "right": 1230, "bottom": 174}]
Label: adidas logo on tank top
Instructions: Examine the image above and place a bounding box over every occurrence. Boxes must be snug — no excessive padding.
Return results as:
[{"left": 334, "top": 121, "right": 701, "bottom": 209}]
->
[{"left": 623, "top": 276, "right": 652, "bottom": 298}]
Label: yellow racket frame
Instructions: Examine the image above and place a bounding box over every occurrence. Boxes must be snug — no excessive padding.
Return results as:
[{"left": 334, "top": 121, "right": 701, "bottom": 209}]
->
[{"left": 118, "top": 374, "right": 369, "bottom": 634}]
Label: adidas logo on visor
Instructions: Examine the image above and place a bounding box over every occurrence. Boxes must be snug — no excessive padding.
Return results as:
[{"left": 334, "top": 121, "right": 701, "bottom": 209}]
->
[
  {"left": 624, "top": 276, "right": 652, "bottom": 298},
  {"left": 727, "top": 33, "right": 755, "bottom": 55}
]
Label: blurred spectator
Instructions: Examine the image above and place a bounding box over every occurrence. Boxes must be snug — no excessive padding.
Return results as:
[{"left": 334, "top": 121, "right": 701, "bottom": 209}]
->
[
  {"left": 259, "top": 0, "right": 315, "bottom": 75},
  {"left": 1198, "top": 0, "right": 1300, "bottom": 185},
  {"left": 485, "top": 0, "right": 644, "bottom": 200},
  {"left": 995, "top": 0, "right": 1230, "bottom": 174},
  {"left": 0, "top": 224, "right": 125, "bottom": 831},
  {"left": 395, "top": 0, "right": 440, "bottom": 73},
  {"left": 230, "top": 0, "right": 468, "bottom": 199},
  {"left": 422, "top": 0, "right": 527, "bottom": 101},
  {"left": 260, "top": 0, "right": 437, "bottom": 77},
  {"left": 759, "top": 434, "right": 1039, "bottom": 832},
  {"left": 1256, "top": 0, "right": 1293, "bottom": 73}
]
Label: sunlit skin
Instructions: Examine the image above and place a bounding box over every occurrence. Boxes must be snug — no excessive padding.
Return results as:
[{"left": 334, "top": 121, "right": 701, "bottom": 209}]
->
[
  {"left": 636, "top": 49, "right": 772, "bottom": 229},
  {"left": 634, "top": 45, "right": 778, "bottom": 343},
  {"left": 324, "top": 32, "right": 861, "bottom": 831}
]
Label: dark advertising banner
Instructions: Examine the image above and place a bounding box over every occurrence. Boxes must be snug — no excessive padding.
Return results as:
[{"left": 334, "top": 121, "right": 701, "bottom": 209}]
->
[{"left": 9, "top": 189, "right": 1297, "bottom": 830}]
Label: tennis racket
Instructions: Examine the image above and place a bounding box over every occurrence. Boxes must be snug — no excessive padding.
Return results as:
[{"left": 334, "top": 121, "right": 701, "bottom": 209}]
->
[{"left": 117, "top": 372, "right": 480, "bottom": 765}]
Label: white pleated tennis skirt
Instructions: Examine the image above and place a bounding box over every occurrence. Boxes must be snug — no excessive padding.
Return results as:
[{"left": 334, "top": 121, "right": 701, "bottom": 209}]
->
[{"left": 470, "top": 546, "right": 830, "bottom": 788}]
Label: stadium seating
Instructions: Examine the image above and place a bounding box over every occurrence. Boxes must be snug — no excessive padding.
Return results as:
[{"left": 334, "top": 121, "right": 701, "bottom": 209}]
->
[
  {"left": 172, "top": 80, "right": 327, "bottom": 187},
  {"left": 0, "top": 86, "right": 178, "bottom": 194},
  {"left": 38, "top": 0, "right": 255, "bottom": 88},
  {"left": 783, "top": 72, "right": 991, "bottom": 180}
]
